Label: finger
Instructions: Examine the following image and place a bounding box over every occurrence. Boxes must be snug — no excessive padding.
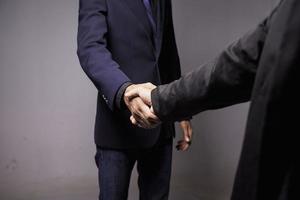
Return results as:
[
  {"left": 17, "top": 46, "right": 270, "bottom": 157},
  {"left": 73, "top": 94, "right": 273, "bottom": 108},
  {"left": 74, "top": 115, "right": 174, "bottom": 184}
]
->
[
  {"left": 150, "top": 106, "right": 161, "bottom": 123},
  {"left": 133, "top": 111, "right": 158, "bottom": 129},
  {"left": 135, "top": 109, "right": 152, "bottom": 128},
  {"left": 181, "top": 124, "right": 190, "bottom": 142},
  {"left": 130, "top": 115, "right": 137, "bottom": 125},
  {"left": 177, "top": 140, "right": 191, "bottom": 151},
  {"left": 176, "top": 140, "right": 185, "bottom": 151},
  {"left": 180, "top": 142, "right": 190, "bottom": 151},
  {"left": 130, "top": 115, "right": 144, "bottom": 128},
  {"left": 181, "top": 121, "right": 193, "bottom": 141},
  {"left": 182, "top": 143, "right": 189, "bottom": 151},
  {"left": 150, "top": 106, "right": 155, "bottom": 113},
  {"left": 131, "top": 114, "right": 146, "bottom": 128},
  {"left": 141, "top": 107, "right": 159, "bottom": 122},
  {"left": 187, "top": 123, "right": 193, "bottom": 140},
  {"left": 130, "top": 98, "right": 160, "bottom": 129},
  {"left": 177, "top": 140, "right": 190, "bottom": 147},
  {"left": 176, "top": 143, "right": 189, "bottom": 151},
  {"left": 129, "top": 99, "right": 152, "bottom": 128},
  {"left": 132, "top": 112, "right": 150, "bottom": 129},
  {"left": 124, "top": 88, "right": 140, "bottom": 101},
  {"left": 137, "top": 100, "right": 160, "bottom": 126},
  {"left": 176, "top": 144, "right": 183, "bottom": 151}
]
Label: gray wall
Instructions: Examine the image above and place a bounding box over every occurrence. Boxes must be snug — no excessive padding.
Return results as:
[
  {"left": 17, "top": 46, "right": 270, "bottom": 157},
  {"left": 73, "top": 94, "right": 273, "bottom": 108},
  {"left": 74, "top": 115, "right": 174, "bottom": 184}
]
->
[{"left": 0, "top": 0, "right": 275, "bottom": 199}]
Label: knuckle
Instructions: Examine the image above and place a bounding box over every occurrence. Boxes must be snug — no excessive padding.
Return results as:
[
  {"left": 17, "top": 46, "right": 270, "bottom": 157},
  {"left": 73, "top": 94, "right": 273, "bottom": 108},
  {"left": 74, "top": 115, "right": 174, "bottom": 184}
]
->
[
  {"left": 137, "top": 106, "right": 143, "bottom": 112},
  {"left": 132, "top": 105, "right": 138, "bottom": 111},
  {"left": 144, "top": 112, "right": 150, "bottom": 118},
  {"left": 145, "top": 114, "right": 152, "bottom": 120}
]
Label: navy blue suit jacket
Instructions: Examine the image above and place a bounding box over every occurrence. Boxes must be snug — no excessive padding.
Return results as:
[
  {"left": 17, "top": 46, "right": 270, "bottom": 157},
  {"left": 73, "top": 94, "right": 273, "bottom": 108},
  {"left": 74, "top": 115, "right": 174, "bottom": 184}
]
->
[{"left": 77, "top": 0, "right": 181, "bottom": 149}]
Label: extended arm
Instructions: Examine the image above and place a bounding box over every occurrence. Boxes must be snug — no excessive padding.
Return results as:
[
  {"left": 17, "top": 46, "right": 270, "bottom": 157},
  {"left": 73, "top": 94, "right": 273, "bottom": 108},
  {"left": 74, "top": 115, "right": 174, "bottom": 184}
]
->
[
  {"left": 77, "top": 0, "right": 130, "bottom": 110},
  {"left": 151, "top": 12, "right": 276, "bottom": 122}
]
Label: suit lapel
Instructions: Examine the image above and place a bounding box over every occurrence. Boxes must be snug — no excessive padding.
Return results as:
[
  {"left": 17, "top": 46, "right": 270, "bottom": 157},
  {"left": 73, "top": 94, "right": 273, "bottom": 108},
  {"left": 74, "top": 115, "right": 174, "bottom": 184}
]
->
[
  {"left": 122, "top": 0, "right": 154, "bottom": 41},
  {"left": 121, "top": 0, "right": 167, "bottom": 58}
]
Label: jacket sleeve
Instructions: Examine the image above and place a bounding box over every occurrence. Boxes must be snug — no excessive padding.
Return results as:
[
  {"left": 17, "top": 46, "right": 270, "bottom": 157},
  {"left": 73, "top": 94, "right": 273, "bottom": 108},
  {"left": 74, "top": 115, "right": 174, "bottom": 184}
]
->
[
  {"left": 151, "top": 7, "right": 279, "bottom": 122},
  {"left": 77, "top": 0, "right": 131, "bottom": 111}
]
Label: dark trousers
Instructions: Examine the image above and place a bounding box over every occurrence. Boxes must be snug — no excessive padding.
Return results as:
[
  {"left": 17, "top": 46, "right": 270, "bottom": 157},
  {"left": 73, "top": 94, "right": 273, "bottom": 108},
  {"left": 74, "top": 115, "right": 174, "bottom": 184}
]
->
[{"left": 95, "top": 140, "right": 173, "bottom": 200}]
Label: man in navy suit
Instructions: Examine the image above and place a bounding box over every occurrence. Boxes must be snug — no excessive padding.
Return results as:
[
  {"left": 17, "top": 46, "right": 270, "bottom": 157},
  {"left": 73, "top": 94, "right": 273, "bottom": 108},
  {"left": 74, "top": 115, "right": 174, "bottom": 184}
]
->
[{"left": 77, "top": 0, "right": 192, "bottom": 199}]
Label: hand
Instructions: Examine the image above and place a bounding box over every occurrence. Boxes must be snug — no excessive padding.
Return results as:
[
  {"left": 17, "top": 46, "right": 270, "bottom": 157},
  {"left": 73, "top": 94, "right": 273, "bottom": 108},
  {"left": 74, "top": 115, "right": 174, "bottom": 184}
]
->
[
  {"left": 124, "top": 82, "right": 156, "bottom": 106},
  {"left": 124, "top": 84, "right": 160, "bottom": 129},
  {"left": 176, "top": 120, "right": 193, "bottom": 151}
]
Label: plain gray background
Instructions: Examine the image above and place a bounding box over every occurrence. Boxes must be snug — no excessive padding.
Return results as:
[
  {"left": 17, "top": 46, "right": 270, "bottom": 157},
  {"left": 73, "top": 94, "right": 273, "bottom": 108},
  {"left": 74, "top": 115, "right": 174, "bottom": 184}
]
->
[{"left": 0, "top": 0, "right": 276, "bottom": 199}]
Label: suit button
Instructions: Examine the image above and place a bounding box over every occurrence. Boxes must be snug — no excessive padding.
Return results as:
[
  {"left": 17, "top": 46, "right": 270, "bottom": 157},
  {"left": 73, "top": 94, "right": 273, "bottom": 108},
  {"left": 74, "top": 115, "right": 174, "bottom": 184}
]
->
[{"left": 102, "top": 94, "right": 108, "bottom": 104}]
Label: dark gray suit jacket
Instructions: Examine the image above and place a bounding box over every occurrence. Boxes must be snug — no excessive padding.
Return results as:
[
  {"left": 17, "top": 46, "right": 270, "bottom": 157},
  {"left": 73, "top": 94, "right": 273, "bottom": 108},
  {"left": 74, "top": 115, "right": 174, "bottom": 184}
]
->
[{"left": 152, "top": 0, "right": 300, "bottom": 199}]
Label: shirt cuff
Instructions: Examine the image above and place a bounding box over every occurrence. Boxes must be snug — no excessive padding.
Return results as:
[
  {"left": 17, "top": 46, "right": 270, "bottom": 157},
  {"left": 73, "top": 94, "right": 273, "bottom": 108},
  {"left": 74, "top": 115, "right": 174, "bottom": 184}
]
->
[{"left": 115, "top": 82, "right": 133, "bottom": 110}]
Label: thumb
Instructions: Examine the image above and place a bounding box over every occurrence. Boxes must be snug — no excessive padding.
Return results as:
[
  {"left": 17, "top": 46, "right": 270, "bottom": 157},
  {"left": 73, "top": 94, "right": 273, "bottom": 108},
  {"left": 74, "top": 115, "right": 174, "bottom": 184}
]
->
[
  {"left": 182, "top": 126, "right": 190, "bottom": 142},
  {"left": 150, "top": 106, "right": 155, "bottom": 114},
  {"left": 184, "top": 133, "right": 190, "bottom": 142}
]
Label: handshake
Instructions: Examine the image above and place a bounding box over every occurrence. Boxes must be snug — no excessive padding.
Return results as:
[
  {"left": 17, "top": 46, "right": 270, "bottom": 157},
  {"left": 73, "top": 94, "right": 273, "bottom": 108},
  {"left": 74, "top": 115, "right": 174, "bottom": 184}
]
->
[
  {"left": 123, "top": 83, "right": 192, "bottom": 151},
  {"left": 124, "top": 82, "right": 159, "bottom": 129}
]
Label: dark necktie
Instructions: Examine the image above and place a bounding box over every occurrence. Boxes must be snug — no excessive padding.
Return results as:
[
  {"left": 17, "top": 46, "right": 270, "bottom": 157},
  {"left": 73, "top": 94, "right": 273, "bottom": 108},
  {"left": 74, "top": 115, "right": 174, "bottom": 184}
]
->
[{"left": 142, "top": 0, "right": 157, "bottom": 33}]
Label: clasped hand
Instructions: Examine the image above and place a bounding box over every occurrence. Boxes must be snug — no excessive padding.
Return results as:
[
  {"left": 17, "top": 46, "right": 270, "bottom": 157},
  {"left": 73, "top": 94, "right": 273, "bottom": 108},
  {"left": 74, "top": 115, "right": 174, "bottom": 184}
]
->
[
  {"left": 124, "top": 83, "right": 159, "bottom": 129},
  {"left": 124, "top": 83, "right": 193, "bottom": 151}
]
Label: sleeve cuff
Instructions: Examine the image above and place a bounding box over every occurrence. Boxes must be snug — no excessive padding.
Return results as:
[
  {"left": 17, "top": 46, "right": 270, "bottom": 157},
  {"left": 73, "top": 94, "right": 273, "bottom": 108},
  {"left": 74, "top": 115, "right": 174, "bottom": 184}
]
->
[
  {"left": 151, "top": 87, "right": 164, "bottom": 121},
  {"left": 115, "top": 82, "right": 133, "bottom": 110},
  {"left": 151, "top": 87, "right": 192, "bottom": 122}
]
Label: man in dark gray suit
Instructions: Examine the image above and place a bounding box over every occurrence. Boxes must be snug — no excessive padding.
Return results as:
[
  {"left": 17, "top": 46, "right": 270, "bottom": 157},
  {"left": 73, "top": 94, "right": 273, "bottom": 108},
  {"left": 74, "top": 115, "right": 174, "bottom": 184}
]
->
[{"left": 125, "top": 0, "right": 300, "bottom": 199}]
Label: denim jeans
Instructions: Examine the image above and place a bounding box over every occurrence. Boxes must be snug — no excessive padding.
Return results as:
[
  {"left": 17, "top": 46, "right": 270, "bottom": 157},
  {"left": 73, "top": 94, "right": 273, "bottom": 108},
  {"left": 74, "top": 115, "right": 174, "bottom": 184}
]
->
[{"left": 95, "top": 140, "right": 173, "bottom": 200}]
